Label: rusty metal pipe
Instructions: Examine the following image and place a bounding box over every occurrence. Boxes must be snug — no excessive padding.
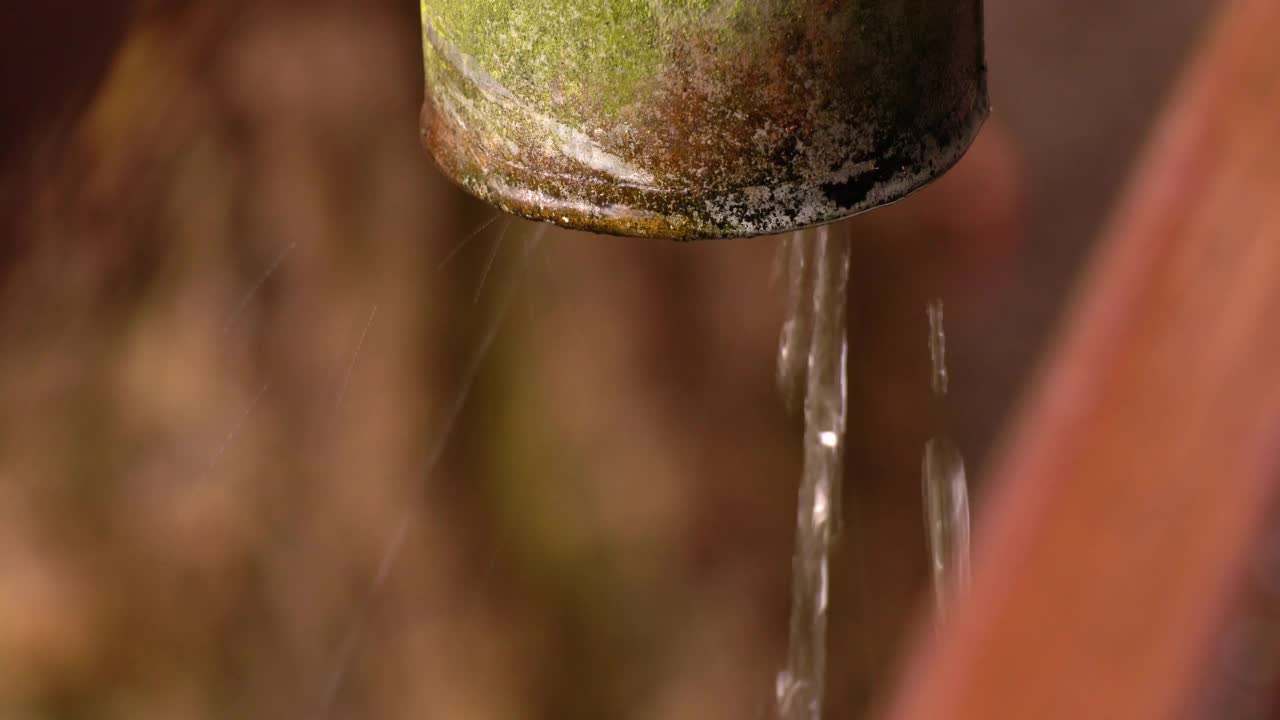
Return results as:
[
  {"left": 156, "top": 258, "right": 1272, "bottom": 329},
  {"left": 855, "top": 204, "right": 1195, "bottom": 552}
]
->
[{"left": 419, "top": 0, "right": 988, "bottom": 240}]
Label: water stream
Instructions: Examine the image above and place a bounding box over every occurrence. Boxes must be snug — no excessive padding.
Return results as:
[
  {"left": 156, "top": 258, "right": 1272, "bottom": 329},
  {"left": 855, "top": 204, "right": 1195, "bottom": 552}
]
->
[
  {"left": 922, "top": 300, "right": 971, "bottom": 615},
  {"left": 773, "top": 231, "right": 974, "bottom": 720},
  {"left": 775, "top": 225, "right": 850, "bottom": 720}
]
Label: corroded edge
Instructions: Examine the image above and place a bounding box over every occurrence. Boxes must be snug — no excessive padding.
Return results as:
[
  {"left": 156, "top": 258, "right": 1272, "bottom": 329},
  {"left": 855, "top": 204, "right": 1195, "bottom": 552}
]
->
[
  {"left": 421, "top": 3, "right": 990, "bottom": 241},
  {"left": 423, "top": 101, "right": 989, "bottom": 240}
]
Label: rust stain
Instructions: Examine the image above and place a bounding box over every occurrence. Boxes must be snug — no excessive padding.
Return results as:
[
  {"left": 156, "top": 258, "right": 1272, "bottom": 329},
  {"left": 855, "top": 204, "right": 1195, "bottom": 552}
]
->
[{"left": 420, "top": 0, "right": 988, "bottom": 240}]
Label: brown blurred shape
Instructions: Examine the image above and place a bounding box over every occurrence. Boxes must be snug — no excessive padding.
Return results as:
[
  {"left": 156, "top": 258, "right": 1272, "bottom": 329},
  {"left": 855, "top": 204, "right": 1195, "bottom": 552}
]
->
[{"left": 884, "top": 0, "right": 1280, "bottom": 718}]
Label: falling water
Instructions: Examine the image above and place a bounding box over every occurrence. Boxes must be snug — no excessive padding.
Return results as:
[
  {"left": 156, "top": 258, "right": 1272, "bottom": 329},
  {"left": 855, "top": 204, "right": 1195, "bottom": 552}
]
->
[
  {"left": 777, "top": 231, "right": 816, "bottom": 415},
  {"left": 775, "top": 225, "right": 850, "bottom": 720},
  {"left": 921, "top": 300, "right": 971, "bottom": 614}
]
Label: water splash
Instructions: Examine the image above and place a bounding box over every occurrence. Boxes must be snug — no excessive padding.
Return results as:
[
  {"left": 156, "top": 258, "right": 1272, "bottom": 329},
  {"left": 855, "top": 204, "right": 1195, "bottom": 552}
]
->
[
  {"left": 334, "top": 305, "right": 379, "bottom": 411},
  {"left": 921, "top": 299, "right": 971, "bottom": 615},
  {"left": 319, "top": 224, "right": 545, "bottom": 716},
  {"left": 775, "top": 225, "right": 850, "bottom": 720},
  {"left": 200, "top": 380, "right": 272, "bottom": 479},
  {"left": 221, "top": 241, "right": 297, "bottom": 333}
]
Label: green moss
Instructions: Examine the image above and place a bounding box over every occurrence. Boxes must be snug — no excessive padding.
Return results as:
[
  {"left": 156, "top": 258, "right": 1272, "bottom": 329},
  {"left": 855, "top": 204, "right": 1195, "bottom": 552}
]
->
[{"left": 422, "top": 0, "right": 737, "bottom": 118}]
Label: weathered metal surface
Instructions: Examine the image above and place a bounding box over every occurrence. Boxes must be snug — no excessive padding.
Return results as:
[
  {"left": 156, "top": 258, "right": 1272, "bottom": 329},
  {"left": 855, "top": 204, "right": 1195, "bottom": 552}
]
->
[{"left": 419, "top": 0, "right": 988, "bottom": 240}]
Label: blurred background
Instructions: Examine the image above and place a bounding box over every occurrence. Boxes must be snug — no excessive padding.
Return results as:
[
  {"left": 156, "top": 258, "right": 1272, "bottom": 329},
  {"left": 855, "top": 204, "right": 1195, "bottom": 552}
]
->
[{"left": 0, "top": 1, "right": 1234, "bottom": 718}]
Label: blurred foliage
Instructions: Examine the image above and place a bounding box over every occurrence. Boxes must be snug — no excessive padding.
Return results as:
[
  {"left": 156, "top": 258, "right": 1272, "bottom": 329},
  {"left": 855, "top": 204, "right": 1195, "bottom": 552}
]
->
[{"left": 0, "top": 0, "right": 1225, "bottom": 719}]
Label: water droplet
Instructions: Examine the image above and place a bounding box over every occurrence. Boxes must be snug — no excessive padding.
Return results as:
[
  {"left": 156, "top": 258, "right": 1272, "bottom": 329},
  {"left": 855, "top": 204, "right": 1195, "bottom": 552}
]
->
[
  {"left": 922, "top": 436, "right": 971, "bottom": 614},
  {"left": 813, "top": 486, "right": 830, "bottom": 526},
  {"left": 922, "top": 299, "right": 971, "bottom": 617}
]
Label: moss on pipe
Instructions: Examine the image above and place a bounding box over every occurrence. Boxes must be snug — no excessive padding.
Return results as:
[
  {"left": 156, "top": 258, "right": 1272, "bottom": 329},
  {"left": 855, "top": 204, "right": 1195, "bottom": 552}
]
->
[
  {"left": 420, "top": 0, "right": 989, "bottom": 240},
  {"left": 422, "top": 0, "right": 747, "bottom": 118}
]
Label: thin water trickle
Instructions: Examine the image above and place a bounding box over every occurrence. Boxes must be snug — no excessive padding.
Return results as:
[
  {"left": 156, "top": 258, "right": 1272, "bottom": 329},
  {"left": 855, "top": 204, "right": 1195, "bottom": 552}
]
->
[
  {"left": 921, "top": 300, "right": 971, "bottom": 615},
  {"left": 922, "top": 437, "right": 971, "bottom": 612},
  {"left": 775, "top": 224, "right": 850, "bottom": 720},
  {"left": 776, "top": 230, "right": 818, "bottom": 415}
]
